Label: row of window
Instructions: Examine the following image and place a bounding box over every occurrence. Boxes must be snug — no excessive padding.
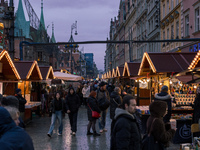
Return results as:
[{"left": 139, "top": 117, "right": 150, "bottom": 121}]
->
[
  {"left": 162, "top": 21, "right": 179, "bottom": 40},
  {"left": 162, "top": 0, "right": 179, "bottom": 18}
]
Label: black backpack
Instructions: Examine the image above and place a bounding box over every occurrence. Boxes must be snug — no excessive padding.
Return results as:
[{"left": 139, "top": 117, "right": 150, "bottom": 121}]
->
[{"left": 97, "top": 90, "right": 110, "bottom": 111}]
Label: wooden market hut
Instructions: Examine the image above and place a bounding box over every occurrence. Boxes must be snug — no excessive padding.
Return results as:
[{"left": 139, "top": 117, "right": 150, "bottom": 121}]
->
[
  {"left": 138, "top": 52, "right": 196, "bottom": 105},
  {"left": 112, "top": 68, "right": 116, "bottom": 78},
  {"left": 0, "top": 50, "right": 21, "bottom": 95},
  {"left": 14, "top": 60, "right": 43, "bottom": 102},
  {"left": 39, "top": 66, "right": 54, "bottom": 80}
]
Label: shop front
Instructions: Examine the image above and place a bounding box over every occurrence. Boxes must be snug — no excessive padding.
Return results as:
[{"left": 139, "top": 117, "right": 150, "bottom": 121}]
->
[{"left": 14, "top": 60, "right": 43, "bottom": 123}]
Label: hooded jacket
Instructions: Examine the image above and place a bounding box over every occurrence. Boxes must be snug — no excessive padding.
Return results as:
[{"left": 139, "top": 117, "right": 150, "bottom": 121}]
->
[
  {"left": 0, "top": 107, "right": 34, "bottom": 150},
  {"left": 65, "top": 88, "right": 80, "bottom": 113},
  {"left": 110, "top": 108, "right": 141, "bottom": 150},
  {"left": 86, "top": 96, "right": 101, "bottom": 121},
  {"left": 154, "top": 92, "right": 172, "bottom": 123},
  {"left": 146, "top": 101, "right": 175, "bottom": 147},
  {"left": 110, "top": 91, "right": 122, "bottom": 119}
]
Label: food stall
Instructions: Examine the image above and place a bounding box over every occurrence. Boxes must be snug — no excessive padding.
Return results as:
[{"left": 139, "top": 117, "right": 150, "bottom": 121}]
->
[
  {"left": 14, "top": 60, "right": 43, "bottom": 123},
  {"left": 137, "top": 52, "right": 198, "bottom": 144}
]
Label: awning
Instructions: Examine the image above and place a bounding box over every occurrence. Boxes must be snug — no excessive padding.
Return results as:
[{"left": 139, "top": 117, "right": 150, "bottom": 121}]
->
[
  {"left": 54, "top": 71, "right": 82, "bottom": 81},
  {"left": 176, "top": 75, "right": 198, "bottom": 83}
]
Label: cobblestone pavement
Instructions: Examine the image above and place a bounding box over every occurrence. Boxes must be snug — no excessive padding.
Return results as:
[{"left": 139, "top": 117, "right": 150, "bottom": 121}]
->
[{"left": 26, "top": 106, "right": 180, "bottom": 150}]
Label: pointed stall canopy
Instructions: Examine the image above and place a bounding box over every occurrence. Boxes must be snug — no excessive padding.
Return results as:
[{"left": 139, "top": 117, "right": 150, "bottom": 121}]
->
[
  {"left": 108, "top": 71, "right": 112, "bottom": 79},
  {"left": 188, "top": 50, "right": 200, "bottom": 70},
  {"left": 14, "top": 61, "right": 43, "bottom": 81},
  {"left": 0, "top": 50, "right": 21, "bottom": 80},
  {"left": 39, "top": 66, "right": 54, "bottom": 80},
  {"left": 123, "top": 62, "right": 140, "bottom": 77},
  {"left": 106, "top": 72, "right": 109, "bottom": 79},
  {"left": 115, "top": 66, "right": 124, "bottom": 77},
  {"left": 112, "top": 68, "right": 116, "bottom": 78},
  {"left": 54, "top": 69, "right": 71, "bottom": 74},
  {"left": 138, "top": 52, "right": 197, "bottom": 76}
]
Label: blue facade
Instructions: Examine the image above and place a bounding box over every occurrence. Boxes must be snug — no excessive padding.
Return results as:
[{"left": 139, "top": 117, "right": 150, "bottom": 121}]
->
[{"left": 84, "top": 53, "right": 94, "bottom": 77}]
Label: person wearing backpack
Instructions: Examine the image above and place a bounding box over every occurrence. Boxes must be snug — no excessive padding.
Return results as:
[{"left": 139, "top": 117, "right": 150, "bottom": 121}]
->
[
  {"left": 110, "top": 95, "right": 141, "bottom": 150},
  {"left": 144, "top": 101, "right": 175, "bottom": 149},
  {"left": 97, "top": 81, "right": 110, "bottom": 133},
  {"left": 110, "top": 87, "right": 122, "bottom": 120}
]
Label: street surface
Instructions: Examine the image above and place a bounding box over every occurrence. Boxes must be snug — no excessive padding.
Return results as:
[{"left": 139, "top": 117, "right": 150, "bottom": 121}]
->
[{"left": 26, "top": 106, "right": 179, "bottom": 150}]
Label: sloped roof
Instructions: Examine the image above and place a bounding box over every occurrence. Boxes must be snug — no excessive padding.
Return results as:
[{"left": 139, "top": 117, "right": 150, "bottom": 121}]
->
[
  {"left": 115, "top": 66, "right": 124, "bottom": 77},
  {"left": 0, "top": 50, "right": 20, "bottom": 80},
  {"left": 14, "top": 61, "right": 42, "bottom": 80},
  {"left": 39, "top": 66, "right": 54, "bottom": 80},
  {"left": 138, "top": 52, "right": 197, "bottom": 76},
  {"left": 123, "top": 62, "right": 140, "bottom": 77},
  {"left": 188, "top": 50, "right": 200, "bottom": 69},
  {"left": 112, "top": 68, "right": 116, "bottom": 78}
]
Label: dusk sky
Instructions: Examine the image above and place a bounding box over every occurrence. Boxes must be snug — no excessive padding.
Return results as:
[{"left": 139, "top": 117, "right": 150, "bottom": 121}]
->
[{"left": 14, "top": 0, "right": 120, "bottom": 70}]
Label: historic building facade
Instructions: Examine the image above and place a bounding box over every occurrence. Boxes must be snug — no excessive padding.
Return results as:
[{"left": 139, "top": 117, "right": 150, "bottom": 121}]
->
[{"left": 160, "top": 0, "right": 182, "bottom": 52}]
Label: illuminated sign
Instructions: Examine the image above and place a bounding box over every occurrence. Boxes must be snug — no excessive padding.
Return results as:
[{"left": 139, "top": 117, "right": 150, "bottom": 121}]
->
[{"left": 189, "top": 43, "right": 200, "bottom": 52}]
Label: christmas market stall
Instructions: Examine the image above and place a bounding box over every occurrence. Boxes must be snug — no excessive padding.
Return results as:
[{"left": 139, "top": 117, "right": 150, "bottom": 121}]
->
[
  {"left": 137, "top": 52, "right": 197, "bottom": 143},
  {"left": 0, "top": 50, "right": 21, "bottom": 95},
  {"left": 14, "top": 60, "right": 43, "bottom": 123},
  {"left": 114, "top": 66, "right": 124, "bottom": 86}
]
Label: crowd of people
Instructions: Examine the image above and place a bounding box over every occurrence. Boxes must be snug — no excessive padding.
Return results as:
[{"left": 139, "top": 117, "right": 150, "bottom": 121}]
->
[{"left": 1, "top": 79, "right": 194, "bottom": 150}]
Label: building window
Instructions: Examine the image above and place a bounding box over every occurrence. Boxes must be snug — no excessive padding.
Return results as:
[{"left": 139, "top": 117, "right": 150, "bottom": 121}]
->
[
  {"left": 176, "top": 21, "right": 179, "bottom": 38},
  {"left": 38, "top": 52, "right": 42, "bottom": 61},
  {"left": 128, "top": 0, "right": 130, "bottom": 11},
  {"left": 167, "top": 28, "right": 169, "bottom": 39},
  {"left": 163, "top": 31, "right": 165, "bottom": 40},
  {"left": 185, "top": 15, "right": 189, "bottom": 36},
  {"left": 195, "top": 8, "right": 200, "bottom": 32},
  {"left": 171, "top": 0, "right": 174, "bottom": 10},
  {"left": 167, "top": 0, "right": 169, "bottom": 14},
  {"left": 171, "top": 24, "right": 174, "bottom": 39},
  {"left": 163, "top": 4, "right": 165, "bottom": 18},
  {"left": 176, "top": 0, "right": 179, "bottom": 5}
]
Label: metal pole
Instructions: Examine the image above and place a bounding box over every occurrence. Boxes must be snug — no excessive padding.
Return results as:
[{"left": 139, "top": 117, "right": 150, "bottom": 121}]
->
[{"left": 71, "top": 48, "right": 73, "bottom": 74}]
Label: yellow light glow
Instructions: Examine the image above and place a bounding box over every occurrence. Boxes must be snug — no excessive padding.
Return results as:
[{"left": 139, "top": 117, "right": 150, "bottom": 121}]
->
[
  {"left": 0, "top": 50, "right": 21, "bottom": 80},
  {"left": 123, "top": 62, "right": 130, "bottom": 77}
]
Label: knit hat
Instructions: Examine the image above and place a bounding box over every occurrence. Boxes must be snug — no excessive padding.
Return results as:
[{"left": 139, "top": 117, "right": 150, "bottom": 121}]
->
[
  {"left": 15, "top": 88, "right": 21, "bottom": 94},
  {"left": 161, "top": 85, "right": 168, "bottom": 92},
  {"left": 99, "top": 81, "right": 107, "bottom": 87}
]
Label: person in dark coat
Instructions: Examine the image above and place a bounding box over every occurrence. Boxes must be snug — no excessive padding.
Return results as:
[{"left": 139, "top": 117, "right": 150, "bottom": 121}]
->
[
  {"left": 110, "top": 87, "right": 122, "bottom": 120},
  {"left": 86, "top": 91, "right": 101, "bottom": 136},
  {"left": 146, "top": 101, "right": 175, "bottom": 148},
  {"left": 0, "top": 107, "right": 34, "bottom": 150},
  {"left": 110, "top": 95, "right": 141, "bottom": 150},
  {"left": 65, "top": 87, "right": 80, "bottom": 135},
  {"left": 154, "top": 85, "right": 172, "bottom": 123},
  {"left": 193, "top": 86, "right": 200, "bottom": 123},
  {"left": 47, "top": 92, "right": 65, "bottom": 137},
  {"left": 15, "top": 88, "right": 27, "bottom": 120},
  {"left": 76, "top": 85, "right": 83, "bottom": 106},
  {"left": 124, "top": 84, "right": 134, "bottom": 96}
]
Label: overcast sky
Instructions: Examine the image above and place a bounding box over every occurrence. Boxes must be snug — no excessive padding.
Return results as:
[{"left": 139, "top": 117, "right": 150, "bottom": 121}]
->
[{"left": 14, "top": 0, "right": 119, "bottom": 70}]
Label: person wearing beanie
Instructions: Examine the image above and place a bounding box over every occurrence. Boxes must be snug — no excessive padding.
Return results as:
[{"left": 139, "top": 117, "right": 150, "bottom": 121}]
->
[
  {"left": 154, "top": 85, "right": 171, "bottom": 123},
  {"left": 15, "top": 88, "right": 27, "bottom": 120},
  {"left": 97, "top": 81, "right": 110, "bottom": 133},
  {"left": 146, "top": 101, "right": 175, "bottom": 148}
]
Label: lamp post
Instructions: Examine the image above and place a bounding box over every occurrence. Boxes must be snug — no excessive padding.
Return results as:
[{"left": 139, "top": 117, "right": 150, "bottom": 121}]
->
[
  {"left": 65, "top": 21, "right": 78, "bottom": 74},
  {"left": 3, "top": 4, "right": 14, "bottom": 60}
]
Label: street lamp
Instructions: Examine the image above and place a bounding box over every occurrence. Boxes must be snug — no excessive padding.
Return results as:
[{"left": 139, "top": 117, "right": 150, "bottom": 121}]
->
[
  {"left": 3, "top": 6, "right": 15, "bottom": 60},
  {"left": 64, "top": 21, "right": 78, "bottom": 74}
]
